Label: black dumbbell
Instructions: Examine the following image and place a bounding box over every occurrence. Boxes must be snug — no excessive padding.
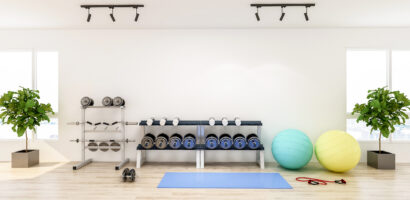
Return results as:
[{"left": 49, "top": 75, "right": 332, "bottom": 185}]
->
[
  {"left": 205, "top": 134, "right": 218, "bottom": 149},
  {"left": 113, "top": 96, "right": 125, "bottom": 106},
  {"left": 247, "top": 133, "right": 261, "bottom": 149},
  {"left": 141, "top": 133, "right": 156, "bottom": 149},
  {"left": 80, "top": 96, "right": 94, "bottom": 107},
  {"left": 155, "top": 133, "right": 169, "bottom": 149},
  {"left": 233, "top": 133, "right": 246, "bottom": 149},
  {"left": 183, "top": 133, "right": 196, "bottom": 149},
  {"left": 122, "top": 168, "right": 136, "bottom": 182},
  {"left": 102, "top": 96, "right": 113, "bottom": 106},
  {"left": 219, "top": 134, "right": 233, "bottom": 149},
  {"left": 169, "top": 133, "right": 182, "bottom": 149}
]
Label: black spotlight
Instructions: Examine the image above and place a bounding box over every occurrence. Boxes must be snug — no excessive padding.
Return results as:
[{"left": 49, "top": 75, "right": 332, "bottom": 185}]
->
[
  {"left": 110, "top": 8, "right": 116, "bottom": 22},
  {"left": 135, "top": 8, "right": 140, "bottom": 22},
  {"left": 280, "top": 6, "right": 285, "bottom": 21},
  {"left": 255, "top": 7, "right": 260, "bottom": 21},
  {"left": 87, "top": 8, "right": 91, "bottom": 22},
  {"left": 304, "top": 6, "right": 309, "bottom": 21}
]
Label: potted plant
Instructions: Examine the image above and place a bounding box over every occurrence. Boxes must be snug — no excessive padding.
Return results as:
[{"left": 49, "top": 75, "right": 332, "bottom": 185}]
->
[
  {"left": 0, "top": 87, "right": 54, "bottom": 168},
  {"left": 352, "top": 87, "right": 410, "bottom": 169}
]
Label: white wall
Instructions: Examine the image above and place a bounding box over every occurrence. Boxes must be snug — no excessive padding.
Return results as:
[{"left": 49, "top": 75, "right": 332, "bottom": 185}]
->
[{"left": 0, "top": 28, "right": 410, "bottom": 163}]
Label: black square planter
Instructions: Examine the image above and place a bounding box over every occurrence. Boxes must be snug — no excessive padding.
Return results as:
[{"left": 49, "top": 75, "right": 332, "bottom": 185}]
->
[{"left": 367, "top": 150, "right": 395, "bottom": 169}]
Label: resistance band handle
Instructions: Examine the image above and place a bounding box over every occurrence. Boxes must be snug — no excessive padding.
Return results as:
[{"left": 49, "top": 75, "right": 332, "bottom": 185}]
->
[{"left": 335, "top": 179, "right": 346, "bottom": 184}]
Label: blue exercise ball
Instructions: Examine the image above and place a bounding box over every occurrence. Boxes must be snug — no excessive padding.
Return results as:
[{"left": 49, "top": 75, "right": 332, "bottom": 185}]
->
[{"left": 271, "top": 129, "right": 313, "bottom": 170}]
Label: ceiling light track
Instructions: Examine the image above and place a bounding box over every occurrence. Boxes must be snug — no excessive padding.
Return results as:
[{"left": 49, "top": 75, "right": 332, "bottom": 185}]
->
[
  {"left": 81, "top": 4, "right": 144, "bottom": 23},
  {"left": 250, "top": 3, "right": 315, "bottom": 22}
]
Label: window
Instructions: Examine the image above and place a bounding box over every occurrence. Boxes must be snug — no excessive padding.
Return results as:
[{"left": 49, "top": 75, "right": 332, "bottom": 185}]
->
[
  {"left": 0, "top": 51, "right": 58, "bottom": 140},
  {"left": 0, "top": 51, "right": 32, "bottom": 139},
  {"left": 347, "top": 49, "right": 410, "bottom": 141},
  {"left": 36, "top": 52, "right": 59, "bottom": 139}
]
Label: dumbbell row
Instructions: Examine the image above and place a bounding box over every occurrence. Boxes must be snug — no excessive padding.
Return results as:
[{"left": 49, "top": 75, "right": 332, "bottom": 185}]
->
[
  {"left": 145, "top": 117, "right": 242, "bottom": 126},
  {"left": 81, "top": 96, "right": 126, "bottom": 107},
  {"left": 205, "top": 133, "right": 261, "bottom": 150},
  {"left": 140, "top": 133, "right": 260, "bottom": 150},
  {"left": 141, "top": 133, "right": 197, "bottom": 150}
]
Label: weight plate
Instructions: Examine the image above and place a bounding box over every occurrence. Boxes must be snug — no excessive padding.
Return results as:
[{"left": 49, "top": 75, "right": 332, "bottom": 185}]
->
[
  {"left": 87, "top": 142, "right": 98, "bottom": 152},
  {"left": 155, "top": 137, "right": 168, "bottom": 149},
  {"left": 99, "top": 142, "right": 109, "bottom": 152},
  {"left": 110, "top": 142, "right": 121, "bottom": 152},
  {"left": 81, "top": 97, "right": 94, "bottom": 106},
  {"left": 102, "top": 96, "right": 113, "bottom": 106},
  {"left": 113, "top": 97, "right": 125, "bottom": 106}
]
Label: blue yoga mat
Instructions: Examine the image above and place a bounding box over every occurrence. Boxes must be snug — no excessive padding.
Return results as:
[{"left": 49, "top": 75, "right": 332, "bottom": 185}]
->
[{"left": 157, "top": 172, "right": 292, "bottom": 189}]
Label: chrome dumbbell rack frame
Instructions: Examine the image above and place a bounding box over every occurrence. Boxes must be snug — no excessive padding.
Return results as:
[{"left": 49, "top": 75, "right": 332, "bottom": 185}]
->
[
  {"left": 136, "top": 120, "right": 264, "bottom": 169},
  {"left": 72, "top": 106, "right": 136, "bottom": 170}
]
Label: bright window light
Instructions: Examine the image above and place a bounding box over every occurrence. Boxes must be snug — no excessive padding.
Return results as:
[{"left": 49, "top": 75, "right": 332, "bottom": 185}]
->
[
  {"left": 391, "top": 50, "right": 410, "bottom": 140},
  {"left": 347, "top": 49, "right": 410, "bottom": 141},
  {"left": 346, "top": 50, "right": 387, "bottom": 113},
  {"left": 36, "top": 51, "right": 59, "bottom": 139},
  {"left": 0, "top": 52, "right": 32, "bottom": 139},
  {"left": 0, "top": 51, "right": 59, "bottom": 140}
]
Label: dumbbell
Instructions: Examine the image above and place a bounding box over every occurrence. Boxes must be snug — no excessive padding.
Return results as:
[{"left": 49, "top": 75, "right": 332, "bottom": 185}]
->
[
  {"left": 87, "top": 140, "right": 98, "bottom": 152},
  {"left": 141, "top": 133, "right": 156, "bottom": 149},
  {"left": 221, "top": 117, "right": 229, "bottom": 126},
  {"left": 155, "top": 133, "right": 169, "bottom": 149},
  {"left": 182, "top": 133, "right": 196, "bottom": 149},
  {"left": 99, "top": 142, "right": 109, "bottom": 152},
  {"left": 80, "top": 96, "right": 94, "bottom": 107},
  {"left": 113, "top": 96, "right": 125, "bottom": 106},
  {"left": 110, "top": 141, "right": 121, "bottom": 152},
  {"left": 233, "top": 133, "right": 246, "bottom": 149},
  {"left": 205, "top": 134, "right": 219, "bottom": 149},
  {"left": 234, "top": 117, "right": 241, "bottom": 126},
  {"left": 219, "top": 134, "right": 233, "bottom": 149},
  {"left": 122, "top": 168, "right": 136, "bottom": 182},
  {"left": 102, "top": 96, "right": 113, "bottom": 106},
  {"left": 146, "top": 117, "right": 155, "bottom": 126},
  {"left": 172, "top": 117, "right": 180, "bottom": 126},
  {"left": 159, "top": 117, "right": 167, "bottom": 126},
  {"left": 209, "top": 117, "right": 216, "bottom": 126},
  {"left": 247, "top": 133, "right": 261, "bottom": 149},
  {"left": 169, "top": 133, "right": 182, "bottom": 149}
]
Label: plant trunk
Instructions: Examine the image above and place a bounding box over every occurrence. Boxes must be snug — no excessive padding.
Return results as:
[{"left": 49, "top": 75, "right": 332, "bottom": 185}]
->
[
  {"left": 25, "top": 131, "right": 28, "bottom": 152},
  {"left": 379, "top": 132, "right": 381, "bottom": 154}
]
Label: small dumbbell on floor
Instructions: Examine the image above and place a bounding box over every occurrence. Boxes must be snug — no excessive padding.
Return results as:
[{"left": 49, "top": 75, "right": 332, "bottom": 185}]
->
[{"left": 122, "top": 168, "right": 136, "bottom": 182}]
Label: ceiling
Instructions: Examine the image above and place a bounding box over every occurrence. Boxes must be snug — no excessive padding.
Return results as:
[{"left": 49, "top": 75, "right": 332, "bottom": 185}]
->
[{"left": 1, "top": 0, "right": 410, "bottom": 29}]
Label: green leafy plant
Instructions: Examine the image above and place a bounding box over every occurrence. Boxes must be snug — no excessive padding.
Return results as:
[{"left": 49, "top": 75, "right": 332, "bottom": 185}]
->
[
  {"left": 0, "top": 87, "right": 54, "bottom": 152},
  {"left": 352, "top": 87, "right": 410, "bottom": 153}
]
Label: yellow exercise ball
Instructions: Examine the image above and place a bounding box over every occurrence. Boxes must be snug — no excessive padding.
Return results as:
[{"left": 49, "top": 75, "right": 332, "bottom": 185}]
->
[{"left": 315, "top": 130, "right": 361, "bottom": 172}]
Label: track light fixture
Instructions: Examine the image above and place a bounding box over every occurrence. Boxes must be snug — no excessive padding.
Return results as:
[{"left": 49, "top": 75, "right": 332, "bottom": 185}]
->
[
  {"left": 135, "top": 8, "right": 140, "bottom": 22},
  {"left": 250, "top": 3, "right": 315, "bottom": 22},
  {"left": 81, "top": 4, "right": 144, "bottom": 22},
  {"left": 280, "top": 6, "right": 285, "bottom": 21},
  {"left": 110, "top": 8, "right": 115, "bottom": 22},
  {"left": 255, "top": 6, "right": 260, "bottom": 21},
  {"left": 304, "top": 6, "right": 309, "bottom": 21},
  {"left": 87, "top": 8, "right": 91, "bottom": 22}
]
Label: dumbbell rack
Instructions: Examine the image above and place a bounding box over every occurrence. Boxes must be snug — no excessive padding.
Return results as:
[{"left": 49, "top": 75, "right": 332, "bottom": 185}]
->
[
  {"left": 136, "top": 120, "right": 264, "bottom": 169},
  {"left": 71, "top": 106, "right": 133, "bottom": 170}
]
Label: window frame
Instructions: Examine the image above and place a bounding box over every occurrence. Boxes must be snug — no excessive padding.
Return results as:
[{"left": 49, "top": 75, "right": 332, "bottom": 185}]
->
[
  {"left": 0, "top": 49, "right": 59, "bottom": 141},
  {"left": 346, "top": 48, "right": 410, "bottom": 143}
]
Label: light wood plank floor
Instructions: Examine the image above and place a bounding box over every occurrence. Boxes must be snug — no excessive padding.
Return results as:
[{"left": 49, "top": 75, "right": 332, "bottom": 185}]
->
[{"left": 0, "top": 162, "right": 409, "bottom": 200}]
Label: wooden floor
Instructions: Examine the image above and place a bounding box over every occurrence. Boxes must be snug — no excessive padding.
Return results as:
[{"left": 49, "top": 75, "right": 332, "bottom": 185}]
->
[{"left": 0, "top": 162, "right": 409, "bottom": 200}]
